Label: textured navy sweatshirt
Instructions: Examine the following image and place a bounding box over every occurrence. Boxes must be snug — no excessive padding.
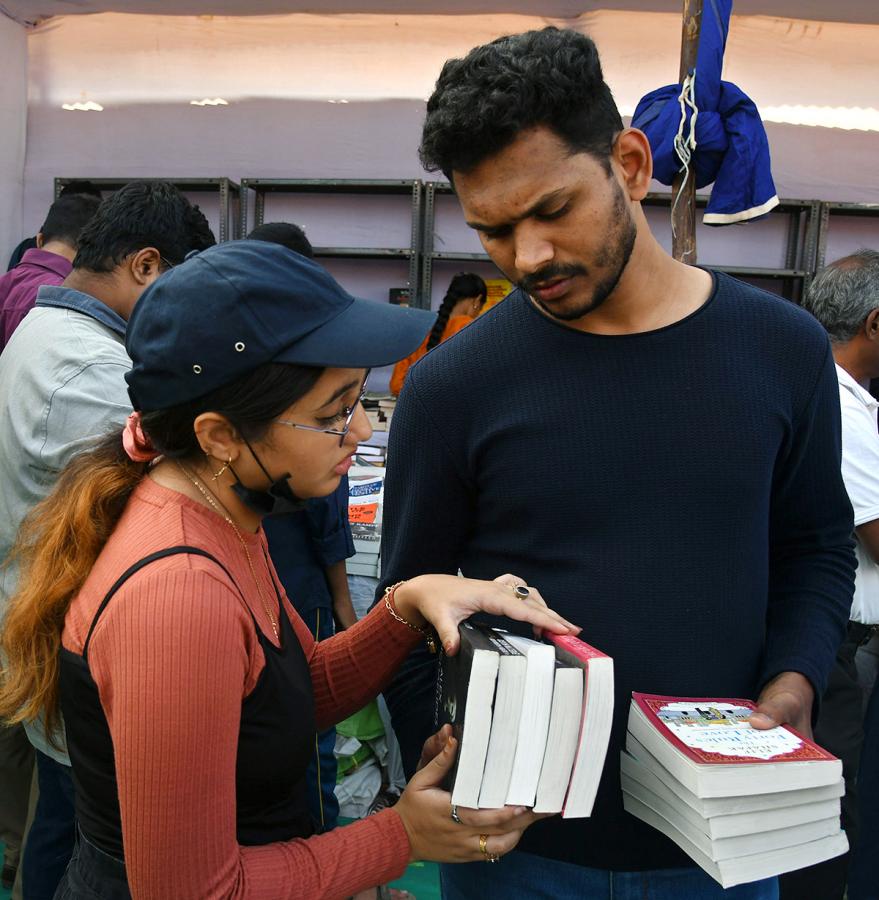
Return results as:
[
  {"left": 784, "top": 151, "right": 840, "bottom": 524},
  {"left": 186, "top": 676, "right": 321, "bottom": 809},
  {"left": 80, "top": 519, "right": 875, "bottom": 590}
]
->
[{"left": 380, "top": 272, "right": 856, "bottom": 871}]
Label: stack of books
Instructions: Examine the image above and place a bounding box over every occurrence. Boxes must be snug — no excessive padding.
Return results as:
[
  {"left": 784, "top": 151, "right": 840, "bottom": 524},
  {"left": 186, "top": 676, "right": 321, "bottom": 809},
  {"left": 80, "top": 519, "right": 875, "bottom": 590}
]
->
[
  {"left": 362, "top": 392, "right": 397, "bottom": 431},
  {"left": 356, "top": 430, "right": 388, "bottom": 466},
  {"left": 622, "top": 693, "right": 848, "bottom": 888},
  {"left": 440, "top": 622, "right": 614, "bottom": 817},
  {"left": 378, "top": 397, "right": 396, "bottom": 430},
  {"left": 346, "top": 466, "right": 385, "bottom": 579}
]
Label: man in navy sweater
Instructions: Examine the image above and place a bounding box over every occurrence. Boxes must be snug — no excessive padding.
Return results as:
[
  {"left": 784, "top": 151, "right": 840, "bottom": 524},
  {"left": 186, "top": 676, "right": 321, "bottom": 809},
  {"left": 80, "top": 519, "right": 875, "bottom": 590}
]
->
[{"left": 379, "top": 27, "right": 855, "bottom": 899}]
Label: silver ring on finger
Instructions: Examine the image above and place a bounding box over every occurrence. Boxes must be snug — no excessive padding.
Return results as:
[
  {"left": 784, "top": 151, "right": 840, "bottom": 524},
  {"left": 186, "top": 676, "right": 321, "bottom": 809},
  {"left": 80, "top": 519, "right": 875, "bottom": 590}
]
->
[
  {"left": 513, "top": 584, "right": 531, "bottom": 600},
  {"left": 450, "top": 803, "right": 463, "bottom": 824}
]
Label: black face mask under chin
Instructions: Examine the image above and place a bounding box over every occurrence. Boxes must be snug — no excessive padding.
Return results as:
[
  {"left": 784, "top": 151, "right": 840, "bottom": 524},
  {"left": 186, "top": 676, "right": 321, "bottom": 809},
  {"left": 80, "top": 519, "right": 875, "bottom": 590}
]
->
[{"left": 229, "top": 443, "right": 307, "bottom": 516}]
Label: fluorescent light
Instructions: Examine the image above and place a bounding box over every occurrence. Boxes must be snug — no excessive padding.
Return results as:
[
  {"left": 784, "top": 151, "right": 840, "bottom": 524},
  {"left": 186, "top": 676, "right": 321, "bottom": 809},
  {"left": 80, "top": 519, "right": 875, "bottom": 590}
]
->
[
  {"left": 619, "top": 102, "right": 879, "bottom": 133},
  {"left": 189, "top": 98, "right": 229, "bottom": 106},
  {"left": 61, "top": 101, "right": 104, "bottom": 111},
  {"left": 761, "top": 105, "right": 879, "bottom": 132}
]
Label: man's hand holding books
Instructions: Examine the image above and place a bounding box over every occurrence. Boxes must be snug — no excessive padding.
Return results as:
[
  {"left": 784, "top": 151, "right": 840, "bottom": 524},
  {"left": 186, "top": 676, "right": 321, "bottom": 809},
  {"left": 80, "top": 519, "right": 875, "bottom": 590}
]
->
[{"left": 749, "top": 671, "right": 815, "bottom": 739}]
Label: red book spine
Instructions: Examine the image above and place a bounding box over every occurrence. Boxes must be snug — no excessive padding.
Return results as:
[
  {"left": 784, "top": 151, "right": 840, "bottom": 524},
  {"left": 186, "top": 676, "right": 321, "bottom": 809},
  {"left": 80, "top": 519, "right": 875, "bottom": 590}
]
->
[{"left": 547, "top": 632, "right": 609, "bottom": 661}]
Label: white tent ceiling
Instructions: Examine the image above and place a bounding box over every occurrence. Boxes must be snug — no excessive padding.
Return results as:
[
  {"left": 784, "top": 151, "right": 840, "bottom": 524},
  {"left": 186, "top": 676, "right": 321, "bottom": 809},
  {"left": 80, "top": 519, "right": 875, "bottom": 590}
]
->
[{"left": 2, "top": 0, "right": 879, "bottom": 26}]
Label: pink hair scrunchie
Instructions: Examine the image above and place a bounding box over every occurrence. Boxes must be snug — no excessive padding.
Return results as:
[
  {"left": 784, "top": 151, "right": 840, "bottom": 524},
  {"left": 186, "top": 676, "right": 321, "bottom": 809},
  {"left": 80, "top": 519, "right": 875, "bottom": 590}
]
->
[{"left": 122, "top": 412, "right": 160, "bottom": 463}]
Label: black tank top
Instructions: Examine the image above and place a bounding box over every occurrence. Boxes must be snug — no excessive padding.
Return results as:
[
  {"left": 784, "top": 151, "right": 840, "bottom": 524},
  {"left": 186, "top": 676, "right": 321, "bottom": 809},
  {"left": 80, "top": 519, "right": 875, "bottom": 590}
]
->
[{"left": 59, "top": 545, "right": 316, "bottom": 860}]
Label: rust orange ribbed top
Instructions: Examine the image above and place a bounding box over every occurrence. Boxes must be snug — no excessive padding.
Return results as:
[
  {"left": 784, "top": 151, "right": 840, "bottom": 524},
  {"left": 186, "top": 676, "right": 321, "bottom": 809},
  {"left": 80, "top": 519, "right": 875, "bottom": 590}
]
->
[{"left": 62, "top": 476, "right": 420, "bottom": 899}]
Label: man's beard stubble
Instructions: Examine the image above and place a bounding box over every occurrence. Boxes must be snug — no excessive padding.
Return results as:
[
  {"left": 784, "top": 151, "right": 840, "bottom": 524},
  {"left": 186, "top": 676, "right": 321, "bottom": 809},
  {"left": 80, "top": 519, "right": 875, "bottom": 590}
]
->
[{"left": 521, "top": 181, "right": 637, "bottom": 323}]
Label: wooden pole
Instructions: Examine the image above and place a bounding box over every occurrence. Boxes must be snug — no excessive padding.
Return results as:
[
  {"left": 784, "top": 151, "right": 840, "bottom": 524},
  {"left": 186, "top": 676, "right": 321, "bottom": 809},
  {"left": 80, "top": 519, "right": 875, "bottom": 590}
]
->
[{"left": 671, "top": 0, "right": 703, "bottom": 264}]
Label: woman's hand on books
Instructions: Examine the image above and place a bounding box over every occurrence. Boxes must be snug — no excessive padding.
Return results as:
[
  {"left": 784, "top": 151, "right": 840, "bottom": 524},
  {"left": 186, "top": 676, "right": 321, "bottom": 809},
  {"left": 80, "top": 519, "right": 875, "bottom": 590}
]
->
[
  {"left": 395, "top": 729, "right": 552, "bottom": 863},
  {"left": 394, "top": 574, "right": 579, "bottom": 656}
]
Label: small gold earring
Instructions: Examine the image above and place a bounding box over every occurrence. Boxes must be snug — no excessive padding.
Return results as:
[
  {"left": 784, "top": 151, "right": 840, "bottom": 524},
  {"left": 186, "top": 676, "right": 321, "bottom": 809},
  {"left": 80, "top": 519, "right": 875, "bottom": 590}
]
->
[{"left": 211, "top": 456, "right": 232, "bottom": 481}]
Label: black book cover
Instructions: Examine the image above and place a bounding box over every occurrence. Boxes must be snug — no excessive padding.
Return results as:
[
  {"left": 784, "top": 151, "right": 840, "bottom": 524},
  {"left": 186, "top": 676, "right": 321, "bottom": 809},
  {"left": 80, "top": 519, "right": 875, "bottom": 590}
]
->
[{"left": 436, "top": 622, "right": 522, "bottom": 792}]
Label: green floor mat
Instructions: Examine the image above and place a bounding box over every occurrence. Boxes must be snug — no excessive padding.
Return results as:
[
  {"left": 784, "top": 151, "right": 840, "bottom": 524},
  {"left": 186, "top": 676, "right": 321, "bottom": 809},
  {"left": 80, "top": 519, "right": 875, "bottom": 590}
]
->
[
  {"left": 389, "top": 859, "right": 441, "bottom": 899},
  {"left": 338, "top": 818, "right": 441, "bottom": 898}
]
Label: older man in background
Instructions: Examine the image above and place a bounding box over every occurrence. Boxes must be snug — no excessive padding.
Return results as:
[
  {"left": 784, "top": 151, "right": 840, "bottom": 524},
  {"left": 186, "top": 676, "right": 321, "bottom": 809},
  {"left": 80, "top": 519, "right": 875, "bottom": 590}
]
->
[{"left": 800, "top": 250, "right": 879, "bottom": 900}]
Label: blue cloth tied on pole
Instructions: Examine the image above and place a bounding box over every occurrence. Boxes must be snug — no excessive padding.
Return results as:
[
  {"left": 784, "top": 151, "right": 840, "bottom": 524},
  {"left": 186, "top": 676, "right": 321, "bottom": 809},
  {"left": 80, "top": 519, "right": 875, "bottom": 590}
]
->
[{"left": 631, "top": 0, "right": 778, "bottom": 225}]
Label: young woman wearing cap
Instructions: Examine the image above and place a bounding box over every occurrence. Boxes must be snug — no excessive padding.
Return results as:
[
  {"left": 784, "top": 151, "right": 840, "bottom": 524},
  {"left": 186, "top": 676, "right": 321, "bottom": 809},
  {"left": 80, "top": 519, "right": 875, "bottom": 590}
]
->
[{"left": 0, "top": 242, "right": 577, "bottom": 900}]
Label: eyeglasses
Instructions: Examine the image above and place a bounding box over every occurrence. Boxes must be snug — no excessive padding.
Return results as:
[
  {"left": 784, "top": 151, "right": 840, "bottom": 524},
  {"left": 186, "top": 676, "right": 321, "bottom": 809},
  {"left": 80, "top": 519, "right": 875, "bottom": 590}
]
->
[{"left": 276, "top": 374, "right": 370, "bottom": 447}]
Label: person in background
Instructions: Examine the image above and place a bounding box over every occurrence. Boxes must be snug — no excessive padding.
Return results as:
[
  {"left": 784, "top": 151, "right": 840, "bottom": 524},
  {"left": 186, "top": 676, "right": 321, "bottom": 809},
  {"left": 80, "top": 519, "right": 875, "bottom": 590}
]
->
[
  {"left": 799, "top": 250, "right": 879, "bottom": 900},
  {"left": 0, "top": 180, "right": 215, "bottom": 900},
  {"left": 248, "top": 221, "right": 358, "bottom": 833},
  {"left": 0, "top": 186, "right": 105, "bottom": 894},
  {"left": 247, "top": 221, "right": 311, "bottom": 255},
  {"left": 389, "top": 273, "right": 487, "bottom": 395},
  {"left": 6, "top": 181, "right": 104, "bottom": 272},
  {"left": 0, "top": 193, "right": 102, "bottom": 351},
  {"left": 380, "top": 27, "right": 855, "bottom": 900},
  {"left": 0, "top": 240, "right": 574, "bottom": 899}
]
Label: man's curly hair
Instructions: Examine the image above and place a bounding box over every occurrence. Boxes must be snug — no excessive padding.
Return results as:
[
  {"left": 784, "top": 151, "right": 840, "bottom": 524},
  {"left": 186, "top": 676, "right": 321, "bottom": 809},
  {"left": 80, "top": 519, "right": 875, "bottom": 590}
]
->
[{"left": 419, "top": 27, "right": 623, "bottom": 179}]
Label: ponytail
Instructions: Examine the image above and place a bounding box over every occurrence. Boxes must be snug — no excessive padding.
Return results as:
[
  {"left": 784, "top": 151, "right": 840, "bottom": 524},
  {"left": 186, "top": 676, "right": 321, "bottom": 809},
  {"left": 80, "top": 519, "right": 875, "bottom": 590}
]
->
[
  {"left": 426, "top": 272, "right": 488, "bottom": 351},
  {"left": 0, "top": 431, "right": 148, "bottom": 738},
  {"left": 425, "top": 295, "right": 456, "bottom": 352}
]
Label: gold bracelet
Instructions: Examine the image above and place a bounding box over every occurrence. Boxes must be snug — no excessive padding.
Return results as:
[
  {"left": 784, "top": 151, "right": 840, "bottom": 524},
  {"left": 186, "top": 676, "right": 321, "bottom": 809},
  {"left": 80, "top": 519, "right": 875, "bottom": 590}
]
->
[{"left": 384, "top": 581, "right": 438, "bottom": 654}]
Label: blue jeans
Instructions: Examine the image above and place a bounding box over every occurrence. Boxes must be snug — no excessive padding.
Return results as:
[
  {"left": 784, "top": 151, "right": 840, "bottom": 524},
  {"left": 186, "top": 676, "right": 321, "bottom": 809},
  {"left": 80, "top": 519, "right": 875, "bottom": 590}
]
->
[
  {"left": 23, "top": 752, "right": 76, "bottom": 900},
  {"left": 441, "top": 852, "right": 779, "bottom": 899},
  {"left": 53, "top": 829, "right": 129, "bottom": 900}
]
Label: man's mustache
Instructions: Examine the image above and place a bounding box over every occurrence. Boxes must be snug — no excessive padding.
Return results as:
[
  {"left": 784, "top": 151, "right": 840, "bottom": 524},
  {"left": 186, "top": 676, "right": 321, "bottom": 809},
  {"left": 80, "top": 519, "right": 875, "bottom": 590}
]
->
[{"left": 520, "top": 264, "right": 588, "bottom": 295}]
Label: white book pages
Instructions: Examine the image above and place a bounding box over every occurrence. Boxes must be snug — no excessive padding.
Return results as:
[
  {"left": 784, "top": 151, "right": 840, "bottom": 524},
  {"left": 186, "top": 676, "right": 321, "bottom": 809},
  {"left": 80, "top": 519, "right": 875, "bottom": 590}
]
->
[
  {"left": 561, "top": 655, "right": 614, "bottom": 818},
  {"left": 478, "top": 654, "right": 528, "bottom": 808},
  {"left": 621, "top": 751, "right": 841, "bottom": 838},
  {"left": 451, "top": 649, "right": 500, "bottom": 808},
  {"left": 623, "top": 781, "right": 842, "bottom": 861},
  {"left": 623, "top": 793, "right": 848, "bottom": 888},
  {"left": 533, "top": 666, "right": 584, "bottom": 813},
  {"left": 503, "top": 638, "right": 556, "bottom": 806},
  {"left": 624, "top": 734, "right": 845, "bottom": 817}
]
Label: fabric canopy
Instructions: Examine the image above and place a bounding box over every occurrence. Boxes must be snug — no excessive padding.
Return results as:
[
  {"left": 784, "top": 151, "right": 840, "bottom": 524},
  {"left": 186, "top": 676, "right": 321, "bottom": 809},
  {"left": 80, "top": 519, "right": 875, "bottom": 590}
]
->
[{"left": 3, "top": 0, "right": 879, "bottom": 25}]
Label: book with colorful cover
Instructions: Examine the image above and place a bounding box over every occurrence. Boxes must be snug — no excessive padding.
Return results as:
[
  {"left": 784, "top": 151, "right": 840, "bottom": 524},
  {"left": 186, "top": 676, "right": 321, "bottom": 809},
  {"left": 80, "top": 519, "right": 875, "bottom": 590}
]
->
[{"left": 628, "top": 694, "right": 842, "bottom": 798}]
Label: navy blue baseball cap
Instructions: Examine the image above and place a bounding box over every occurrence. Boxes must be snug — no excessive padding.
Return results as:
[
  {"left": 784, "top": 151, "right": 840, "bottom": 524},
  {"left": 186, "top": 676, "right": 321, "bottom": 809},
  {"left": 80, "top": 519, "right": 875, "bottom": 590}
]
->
[{"left": 125, "top": 240, "right": 435, "bottom": 410}]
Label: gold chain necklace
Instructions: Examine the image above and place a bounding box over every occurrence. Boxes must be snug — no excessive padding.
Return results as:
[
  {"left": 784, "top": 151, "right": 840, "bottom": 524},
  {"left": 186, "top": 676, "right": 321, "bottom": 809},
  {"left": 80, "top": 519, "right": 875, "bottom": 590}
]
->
[{"left": 176, "top": 461, "right": 280, "bottom": 642}]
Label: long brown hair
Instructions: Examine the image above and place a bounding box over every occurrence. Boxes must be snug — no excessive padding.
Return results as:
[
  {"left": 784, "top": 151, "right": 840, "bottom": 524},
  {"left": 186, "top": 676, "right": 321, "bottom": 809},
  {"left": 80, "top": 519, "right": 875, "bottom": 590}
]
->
[
  {"left": 0, "top": 433, "right": 145, "bottom": 737},
  {"left": 0, "top": 362, "right": 322, "bottom": 738}
]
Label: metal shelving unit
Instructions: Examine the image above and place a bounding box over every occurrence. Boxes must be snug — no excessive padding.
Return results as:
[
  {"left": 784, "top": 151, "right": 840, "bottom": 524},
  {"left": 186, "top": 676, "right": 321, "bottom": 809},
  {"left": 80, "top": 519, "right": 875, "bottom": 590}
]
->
[
  {"left": 240, "top": 178, "right": 425, "bottom": 307},
  {"left": 643, "top": 194, "right": 821, "bottom": 300},
  {"left": 54, "top": 177, "right": 241, "bottom": 242},
  {"left": 421, "top": 183, "right": 822, "bottom": 304},
  {"left": 419, "top": 182, "right": 485, "bottom": 304},
  {"left": 815, "top": 201, "right": 879, "bottom": 269}
]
